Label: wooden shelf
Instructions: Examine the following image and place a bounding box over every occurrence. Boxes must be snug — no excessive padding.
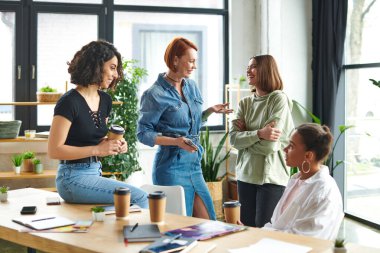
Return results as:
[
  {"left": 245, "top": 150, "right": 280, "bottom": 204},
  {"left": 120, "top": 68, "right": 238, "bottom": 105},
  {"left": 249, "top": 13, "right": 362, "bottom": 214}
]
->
[
  {"left": 0, "top": 101, "right": 122, "bottom": 106},
  {"left": 0, "top": 170, "right": 56, "bottom": 180},
  {"left": 0, "top": 137, "right": 48, "bottom": 142}
]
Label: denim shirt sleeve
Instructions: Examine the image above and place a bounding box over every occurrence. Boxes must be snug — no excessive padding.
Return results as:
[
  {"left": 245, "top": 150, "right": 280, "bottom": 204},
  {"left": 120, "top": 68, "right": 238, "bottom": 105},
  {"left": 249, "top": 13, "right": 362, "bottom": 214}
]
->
[{"left": 137, "top": 89, "right": 165, "bottom": 147}]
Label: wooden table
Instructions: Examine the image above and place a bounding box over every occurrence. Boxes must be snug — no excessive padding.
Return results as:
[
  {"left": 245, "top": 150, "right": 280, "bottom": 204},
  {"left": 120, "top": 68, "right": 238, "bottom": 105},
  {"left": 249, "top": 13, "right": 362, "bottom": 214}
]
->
[{"left": 0, "top": 188, "right": 378, "bottom": 253}]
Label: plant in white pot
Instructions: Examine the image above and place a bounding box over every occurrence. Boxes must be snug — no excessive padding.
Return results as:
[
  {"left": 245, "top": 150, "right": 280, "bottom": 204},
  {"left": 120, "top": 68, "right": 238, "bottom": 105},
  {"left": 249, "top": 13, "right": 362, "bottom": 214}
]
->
[
  {"left": 22, "top": 151, "right": 35, "bottom": 172},
  {"left": 11, "top": 154, "right": 23, "bottom": 174},
  {"left": 334, "top": 238, "right": 347, "bottom": 253},
  {"left": 91, "top": 207, "right": 106, "bottom": 222},
  {"left": 33, "top": 158, "right": 43, "bottom": 174},
  {"left": 0, "top": 186, "right": 10, "bottom": 202}
]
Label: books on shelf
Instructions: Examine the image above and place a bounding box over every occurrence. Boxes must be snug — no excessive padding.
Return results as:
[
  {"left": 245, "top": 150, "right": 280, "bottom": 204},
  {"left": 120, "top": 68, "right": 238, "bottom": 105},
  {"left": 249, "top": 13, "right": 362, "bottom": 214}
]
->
[
  {"left": 123, "top": 224, "right": 162, "bottom": 242},
  {"left": 165, "top": 221, "right": 247, "bottom": 241},
  {"left": 139, "top": 235, "right": 198, "bottom": 253},
  {"left": 35, "top": 131, "right": 50, "bottom": 138}
]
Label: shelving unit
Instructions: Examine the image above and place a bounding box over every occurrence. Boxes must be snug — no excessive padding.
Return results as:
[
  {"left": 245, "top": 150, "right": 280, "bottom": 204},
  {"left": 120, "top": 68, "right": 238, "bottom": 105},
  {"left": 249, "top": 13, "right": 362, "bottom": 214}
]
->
[{"left": 224, "top": 84, "right": 252, "bottom": 200}]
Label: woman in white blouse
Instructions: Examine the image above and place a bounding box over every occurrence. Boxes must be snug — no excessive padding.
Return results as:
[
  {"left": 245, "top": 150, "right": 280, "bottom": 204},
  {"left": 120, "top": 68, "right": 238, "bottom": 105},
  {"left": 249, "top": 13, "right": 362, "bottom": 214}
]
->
[{"left": 263, "top": 123, "right": 344, "bottom": 240}]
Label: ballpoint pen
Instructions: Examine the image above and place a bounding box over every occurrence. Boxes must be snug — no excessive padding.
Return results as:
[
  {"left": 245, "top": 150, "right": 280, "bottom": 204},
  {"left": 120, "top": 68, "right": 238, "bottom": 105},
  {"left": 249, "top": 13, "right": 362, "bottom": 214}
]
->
[
  {"left": 167, "top": 233, "right": 182, "bottom": 244},
  {"left": 130, "top": 222, "right": 139, "bottom": 232}
]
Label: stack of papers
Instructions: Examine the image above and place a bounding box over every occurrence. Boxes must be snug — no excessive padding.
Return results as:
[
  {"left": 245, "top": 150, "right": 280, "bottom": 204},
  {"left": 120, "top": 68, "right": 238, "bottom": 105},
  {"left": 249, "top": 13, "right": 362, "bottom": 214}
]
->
[
  {"left": 228, "top": 238, "right": 312, "bottom": 253},
  {"left": 12, "top": 215, "right": 75, "bottom": 231}
]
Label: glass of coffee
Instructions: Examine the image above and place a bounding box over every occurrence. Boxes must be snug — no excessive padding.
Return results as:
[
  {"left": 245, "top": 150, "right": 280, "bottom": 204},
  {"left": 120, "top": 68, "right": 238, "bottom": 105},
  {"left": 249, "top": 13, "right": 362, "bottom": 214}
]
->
[
  {"left": 108, "top": 125, "right": 125, "bottom": 140},
  {"left": 148, "top": 191, "right": 166, "bottom": 223},
  {"left": 113, "top": 187, "right": 131, "bottom": 219},
  {"left": 223, "top": 200, "right": 241, "bottom": 224}
]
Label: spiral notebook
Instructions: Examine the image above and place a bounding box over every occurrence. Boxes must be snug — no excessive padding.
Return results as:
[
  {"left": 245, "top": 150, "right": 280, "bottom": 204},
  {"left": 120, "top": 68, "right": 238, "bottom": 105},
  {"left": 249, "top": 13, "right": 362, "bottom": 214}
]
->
[{"left": 12, "top": 216, "right": 75, "bottom": 231}]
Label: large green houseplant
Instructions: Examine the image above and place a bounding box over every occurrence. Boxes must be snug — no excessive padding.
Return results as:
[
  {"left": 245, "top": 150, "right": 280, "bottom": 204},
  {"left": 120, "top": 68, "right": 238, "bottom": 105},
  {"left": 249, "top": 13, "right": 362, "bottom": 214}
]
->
[
  {"left": 200, "top": 127, "right": 230, "bottom": 218},
  {"left": 292, "top": 100, "right": 354, "bottom": 176},
  {"left": 101, "top": 60, "right": 147, "bottom": 180}
]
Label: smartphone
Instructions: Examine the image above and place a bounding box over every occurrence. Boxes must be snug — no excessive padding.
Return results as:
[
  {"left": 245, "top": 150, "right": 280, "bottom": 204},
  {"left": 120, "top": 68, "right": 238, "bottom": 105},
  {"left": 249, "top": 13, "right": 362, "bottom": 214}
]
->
[
  {"left": 145, "top": 243, "right": 186, "bottom": 253},
  {"left": 20, "top": 206, "right": 37, "bottom": 215},
  {"left": 184, "top": 139, "right": 198, "bottom": 151}
]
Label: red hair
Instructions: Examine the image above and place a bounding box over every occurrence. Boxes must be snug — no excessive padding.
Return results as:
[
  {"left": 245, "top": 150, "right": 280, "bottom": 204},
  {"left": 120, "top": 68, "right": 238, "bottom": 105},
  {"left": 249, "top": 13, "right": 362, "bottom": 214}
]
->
[{"left": 164, "top": 37, "right": 198, "bottom": 72}]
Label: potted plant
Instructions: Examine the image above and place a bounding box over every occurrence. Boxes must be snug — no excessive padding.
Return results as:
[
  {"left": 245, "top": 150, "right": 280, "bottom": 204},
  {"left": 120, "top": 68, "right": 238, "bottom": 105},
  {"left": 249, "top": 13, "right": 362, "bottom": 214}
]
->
[
  {"left": 91, "top": 206, "right": 106, "bottom": 221},
  {"left": 200, "top": 127, "right": 230, "bottom": 219},
  {"left": 334, "top": 238, "right": 347, "bottom": 253},
  {"left": 36, "top": 85, "right": 62, "bottom": 102},
  {"left": 101, "top": 60, "right": 147, "bottom": 180},
  {"left": 11, "top": 154, "right": 23, "bottom": 174},
  {"left": 33, "top": 158, "right": 43, "bottom": 174},
  {"left": 0, "top": 186, "right": 10, "bottom": 202},
  {"left": 22, "top": 151, "right": 35, "bottom": 172}
]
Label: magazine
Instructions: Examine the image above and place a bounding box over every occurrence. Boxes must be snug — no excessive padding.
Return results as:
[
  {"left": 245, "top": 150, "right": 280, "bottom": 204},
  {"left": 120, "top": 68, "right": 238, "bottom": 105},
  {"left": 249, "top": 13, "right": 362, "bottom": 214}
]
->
[
  {"left": 96, "top": 204, "right": 141, "bottom": 215},
  {"left": 165, "top": 221, "right": 247, "bottom": 241},
  {"left": 139, "top": 236, "right": 197, "bottom": 253}
]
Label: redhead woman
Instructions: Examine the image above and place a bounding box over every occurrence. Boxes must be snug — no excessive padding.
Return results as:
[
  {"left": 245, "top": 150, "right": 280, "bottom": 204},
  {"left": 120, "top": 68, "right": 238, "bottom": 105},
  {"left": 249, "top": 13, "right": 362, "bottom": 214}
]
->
[
  {"left": 137, "top": 37, "right": 232, "bottom": 219},
  {"left": 264, "top": 123, "right": 344, "bottom": 240}
]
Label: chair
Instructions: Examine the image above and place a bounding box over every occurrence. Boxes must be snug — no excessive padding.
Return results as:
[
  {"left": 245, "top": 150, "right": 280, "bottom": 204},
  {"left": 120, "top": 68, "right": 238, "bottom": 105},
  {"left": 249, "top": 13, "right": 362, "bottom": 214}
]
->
[{"left": 141, "top": 184, "right": 187, "bottom": 216}]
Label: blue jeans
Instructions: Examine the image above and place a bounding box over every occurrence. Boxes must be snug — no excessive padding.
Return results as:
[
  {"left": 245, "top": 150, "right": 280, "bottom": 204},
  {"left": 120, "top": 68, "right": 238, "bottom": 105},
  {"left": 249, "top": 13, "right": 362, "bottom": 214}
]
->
[
  {"left": 237, "top": 180, "right": 285, "bottom": 227},
  {"left": 56, "top": 162, "right": 148, "bottom": 208},
  {"left": 153, "top": 145, "right": 216, "bottom": 220}
]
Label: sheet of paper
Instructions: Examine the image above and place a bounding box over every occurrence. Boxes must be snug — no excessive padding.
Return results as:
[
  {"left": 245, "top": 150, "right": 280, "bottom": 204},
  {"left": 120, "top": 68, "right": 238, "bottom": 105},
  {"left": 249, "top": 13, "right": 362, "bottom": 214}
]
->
[{"left": 229, "top": 238, "right": 312, "bottom": 253}]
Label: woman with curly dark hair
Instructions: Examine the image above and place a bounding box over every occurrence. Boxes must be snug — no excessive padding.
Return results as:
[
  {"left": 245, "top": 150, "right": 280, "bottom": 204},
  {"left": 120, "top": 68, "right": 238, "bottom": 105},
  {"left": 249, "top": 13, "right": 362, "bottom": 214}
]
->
[{"left": 48, "top": 40, "right": 148, "bottom": 206}]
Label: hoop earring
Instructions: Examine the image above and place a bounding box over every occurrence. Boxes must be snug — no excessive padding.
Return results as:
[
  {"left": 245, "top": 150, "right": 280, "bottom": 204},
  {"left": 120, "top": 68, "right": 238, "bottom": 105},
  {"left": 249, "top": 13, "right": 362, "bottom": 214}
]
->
[{"left": 301, "top": 161, "right": 311, "bottom": 174}]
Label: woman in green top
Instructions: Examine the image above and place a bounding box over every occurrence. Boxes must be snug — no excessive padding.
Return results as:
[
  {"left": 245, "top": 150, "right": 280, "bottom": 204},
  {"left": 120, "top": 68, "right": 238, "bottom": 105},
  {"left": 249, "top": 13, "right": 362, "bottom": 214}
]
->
[{"left": 230, "top": 55, "right": 294, "bottom": 227}]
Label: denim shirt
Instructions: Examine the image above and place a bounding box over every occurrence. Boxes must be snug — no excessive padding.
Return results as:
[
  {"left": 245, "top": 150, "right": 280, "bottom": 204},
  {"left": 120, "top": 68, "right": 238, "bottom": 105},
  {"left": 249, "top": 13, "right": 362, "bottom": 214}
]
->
[{"left": 137, "top": 73, "right": 204, "bottom": 147}]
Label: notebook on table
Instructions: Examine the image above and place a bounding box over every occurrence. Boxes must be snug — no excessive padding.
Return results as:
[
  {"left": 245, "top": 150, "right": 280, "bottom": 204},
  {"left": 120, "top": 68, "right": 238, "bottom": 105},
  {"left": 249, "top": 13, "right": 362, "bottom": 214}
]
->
[
  {"left": 123, "top": 224, "right": 162, "bottom": 242},
  {"left": 96, "top": 204, "right": 141, "bottom": 215},
  {"left": 165, "top": 221, "right": 247, "bottom": 241},
  {"left": 12, "top": 215, "right": 75, "bottom": 231}
]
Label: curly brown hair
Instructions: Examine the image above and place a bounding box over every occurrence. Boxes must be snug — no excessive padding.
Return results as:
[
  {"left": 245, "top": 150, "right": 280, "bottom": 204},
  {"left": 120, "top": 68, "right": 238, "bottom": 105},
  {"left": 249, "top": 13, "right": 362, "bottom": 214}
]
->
[{"left": 67, "top": 40, "right": 123, "bottom": 89}]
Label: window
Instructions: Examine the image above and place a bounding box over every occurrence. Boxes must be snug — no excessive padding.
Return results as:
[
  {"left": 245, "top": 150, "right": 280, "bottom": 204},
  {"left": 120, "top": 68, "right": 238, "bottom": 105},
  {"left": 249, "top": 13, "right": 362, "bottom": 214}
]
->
[
  {"left": 0, "top": 1, "right": 228, "bottom": 132},
  {"left": 114, "top": 11, "right": 225, "bottom": 126},
  {"left": 0, "top": 11, "right": 15, "bottom": 121},
  {"left": 343, "top": 0, "right": 380, "bottom": 227}
]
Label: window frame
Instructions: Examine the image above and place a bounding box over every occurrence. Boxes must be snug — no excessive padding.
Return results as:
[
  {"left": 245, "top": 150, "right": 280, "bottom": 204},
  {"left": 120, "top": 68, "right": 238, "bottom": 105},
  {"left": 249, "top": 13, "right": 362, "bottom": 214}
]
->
[{"left": 0, "top": 0, "right": 229, "bottom": 132}]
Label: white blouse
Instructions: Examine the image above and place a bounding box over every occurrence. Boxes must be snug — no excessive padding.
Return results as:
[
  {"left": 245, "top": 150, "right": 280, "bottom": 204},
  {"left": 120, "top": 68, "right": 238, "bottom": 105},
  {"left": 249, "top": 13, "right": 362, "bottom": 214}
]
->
[{"left": 263, "top": 165, "right": 344, "bottom": 240}]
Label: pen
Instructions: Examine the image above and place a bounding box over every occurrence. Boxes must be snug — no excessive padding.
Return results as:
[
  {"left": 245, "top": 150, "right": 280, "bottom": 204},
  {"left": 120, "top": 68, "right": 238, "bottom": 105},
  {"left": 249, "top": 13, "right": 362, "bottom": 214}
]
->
[
  {"left": 130, "top": 222, "right": 138, "bottom": 232},
  {"left": 31, "top": 217, "right": 55, "bottom": 222},
  {"left": 167, "top": 233, "right": 182, "bottom": 244}
]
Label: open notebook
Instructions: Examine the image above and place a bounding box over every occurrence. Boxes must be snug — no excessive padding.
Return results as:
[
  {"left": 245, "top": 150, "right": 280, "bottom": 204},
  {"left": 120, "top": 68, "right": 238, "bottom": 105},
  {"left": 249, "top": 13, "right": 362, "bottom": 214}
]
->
[{"left": 12, "top": 216, "right": 75, "bottom": 231}]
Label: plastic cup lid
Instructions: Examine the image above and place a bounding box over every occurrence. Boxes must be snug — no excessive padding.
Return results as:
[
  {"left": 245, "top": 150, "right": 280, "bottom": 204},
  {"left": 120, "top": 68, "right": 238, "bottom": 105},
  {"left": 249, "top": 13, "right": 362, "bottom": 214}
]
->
[
  {"left": 114, "top": 187, "right": 130, "bottom": 195},
  {"left": 147, "top": 191, "right": 166, "bottom": 199},
  {"left": 109, "top": 125, "right": 125, "bottom": 135},
  {"left": 223, "top": 201, "right": 241, "bottom": 207}
]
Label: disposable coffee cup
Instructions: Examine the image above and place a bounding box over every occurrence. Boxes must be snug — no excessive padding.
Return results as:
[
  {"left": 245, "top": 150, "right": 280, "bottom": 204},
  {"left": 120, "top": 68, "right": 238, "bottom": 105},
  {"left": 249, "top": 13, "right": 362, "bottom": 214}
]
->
[
  {"left": 223, "top": 201, "right": 241, "bottom": 224},
  {"left": 148, "top": 191, "right": 166, "bottom": 223},
  {"left": 108, "top": 125, "right": 125, "bottom": 140},
  {"left": 113, "top": 187, "right": 131, "bottom": 218}
]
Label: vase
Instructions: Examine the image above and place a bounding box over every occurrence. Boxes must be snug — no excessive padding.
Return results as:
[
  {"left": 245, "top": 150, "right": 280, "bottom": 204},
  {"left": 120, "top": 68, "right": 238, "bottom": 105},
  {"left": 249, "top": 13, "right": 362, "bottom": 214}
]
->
[
  {"left": 0, "top": 193, "right": 8, "bottom": 202},
  {"left": 23, "top": 159, "right": 34, "bottom": 172},
  {"left": 14, "top": 166, "right": 21, "bottom": 174},
  {"left": 34, "top": 164, "right": 44, "bottom": 174},
  {"left": 92, "top": 211, "right": 105, "bottom": 222},
  {"left": 206, "top": 181, "right": 223, "bottom": 219},
  {"left": 334, "top": 247, "right": 347, "bottom": 253}
]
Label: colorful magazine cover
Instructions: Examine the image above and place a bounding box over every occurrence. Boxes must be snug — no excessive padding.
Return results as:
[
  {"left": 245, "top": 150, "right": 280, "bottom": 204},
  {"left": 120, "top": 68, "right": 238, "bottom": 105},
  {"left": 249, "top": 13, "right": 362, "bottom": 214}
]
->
[{"left": 164, "top": 221, "right": 247, "bottom": 241}]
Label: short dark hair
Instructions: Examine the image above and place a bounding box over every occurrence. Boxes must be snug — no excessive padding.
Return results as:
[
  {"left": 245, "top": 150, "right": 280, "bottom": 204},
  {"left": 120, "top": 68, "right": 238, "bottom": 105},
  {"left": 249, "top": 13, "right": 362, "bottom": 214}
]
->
[
  {"left": 164, "top": 37, "right": 198, "bottom": 72},
  {"left": 295, "top": 123, "right": 334, "bottom": 162},
  {"left": 67, "top": 40, "right": 123, "bottom": 89},
  {"left": 251, "top": 55, "right": 283, "bottom": 93}
]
